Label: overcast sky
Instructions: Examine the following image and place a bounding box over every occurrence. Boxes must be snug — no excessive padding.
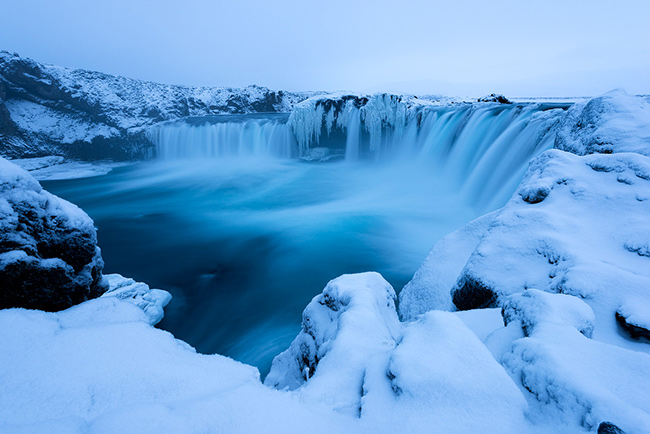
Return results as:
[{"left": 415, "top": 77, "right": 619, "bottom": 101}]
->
[{"left": 1, "top": 0, "right": 649, "bottom": 97}]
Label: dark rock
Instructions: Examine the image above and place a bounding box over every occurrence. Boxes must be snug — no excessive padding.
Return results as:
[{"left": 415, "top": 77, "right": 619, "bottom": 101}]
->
[
  {"left": 0, "top": 157, "right": 108, "bottom": 311},
  {"left": 520, "top": 186, "right": 550, "bottom": 204},
  {"left": 452, "top": 274, "right": 499, "bottom": 310},
  {"left": 598, "top": 421, "right": 626, "bottom": 434},
  {"left": 478, "top": 94, "right": 512, "bottom": 104},
  {"left": 616, "top": 311, "right": 650, "bottom": 342}
]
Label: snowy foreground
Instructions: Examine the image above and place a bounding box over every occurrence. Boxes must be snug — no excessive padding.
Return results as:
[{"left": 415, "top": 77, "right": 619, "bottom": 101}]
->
[{"left": 1, "top": 91, "right": 650, "bottom": 433}]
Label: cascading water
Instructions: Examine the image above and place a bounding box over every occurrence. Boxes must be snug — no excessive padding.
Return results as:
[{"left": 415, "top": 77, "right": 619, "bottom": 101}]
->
[
  {"left": 147, "top": 100, "right": 566, "bottom": 212},
  {"left": 288, "top": 96, "right": 567, "bottom": 211},
  {"left": 147, "top": 114, "right": 297, "bottom": 160}
]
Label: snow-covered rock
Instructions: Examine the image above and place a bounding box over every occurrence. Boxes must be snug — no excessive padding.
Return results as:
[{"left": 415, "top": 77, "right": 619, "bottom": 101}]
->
[
  {"left": 102, "top": 274, "right": 171, "bottom": 325},
  {"left": 555, "top": 89, "right": 650, "bottom": 156},
  {"left": 0, "top": 51, "right": 313, "bottom": 159},
  {"left": 501, "top": 307, "right": 650, "bottom": 433},
  {"left": 501, "top": 289, "right": 596, "bottom": 338},
  {"left": 265, "top": 272, "right": 401, "bottom": 412},
  {"left": 0, "top": 156, "right": 108, "bottom": 310},
  {"left": 616, "top": 297, "right": 650, "bottom": 342},
  {"left": 478, "top": 93, "right": 513, "bottom": 104},
  {"left": 399, "top": 211, "right": 496, "bottom": 319}
]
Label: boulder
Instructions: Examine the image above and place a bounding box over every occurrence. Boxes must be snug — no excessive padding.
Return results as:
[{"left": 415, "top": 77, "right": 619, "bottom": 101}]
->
[{"left": 0, "top": 157, "right": 107, "bottom": 310}]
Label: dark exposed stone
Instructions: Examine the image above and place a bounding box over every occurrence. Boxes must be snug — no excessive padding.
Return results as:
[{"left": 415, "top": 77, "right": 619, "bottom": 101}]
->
[
  {"left": 616, "top": 311, "right": 650, "bottom": 343},
  {"left": 452, "top": 274, "right": 499, "bottom": 311},
  {"left": 598, "top": 421, "right": 626, "bottom": 434},
  {"left": 521, "top": 186, "right": 550, "bottom": 204},
  {"left": 478, "top": 93, "right": 513, "bottom": 104}
]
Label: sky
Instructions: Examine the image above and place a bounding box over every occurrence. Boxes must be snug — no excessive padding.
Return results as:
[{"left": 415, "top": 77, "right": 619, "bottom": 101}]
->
[{"left": 1, "top": 0, "right": 649, "bottom": 97}]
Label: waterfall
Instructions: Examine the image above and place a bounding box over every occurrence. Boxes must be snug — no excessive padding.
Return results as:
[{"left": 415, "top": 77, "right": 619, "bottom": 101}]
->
[
  {"left": 344, "top": 107, "right": 361, "bottom": 161},
  {"left": 288, "top": 95, "right": 567, "bottom": 210},
  {"left": 147, "top": 98, "right": 568, "bottom": 211},
  {"left": 147, "top": 115, "right": 297, "bottom": 160}
]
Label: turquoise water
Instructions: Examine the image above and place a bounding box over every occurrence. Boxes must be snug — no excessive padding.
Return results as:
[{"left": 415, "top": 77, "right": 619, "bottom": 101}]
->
[{"left": 44, "top": 158, "right": 479, "bottom": 374}]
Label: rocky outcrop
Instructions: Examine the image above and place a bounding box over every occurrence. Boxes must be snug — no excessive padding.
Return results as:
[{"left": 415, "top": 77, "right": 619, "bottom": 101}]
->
[
  {"left": 477, "top": 93, "right": 512, "bottom": 104},
  {"left": 0, "top": 51, "right": 312, "bottom": 160},
  {"left": 0, "top": 157, "right": 107, "bottom": 310}
]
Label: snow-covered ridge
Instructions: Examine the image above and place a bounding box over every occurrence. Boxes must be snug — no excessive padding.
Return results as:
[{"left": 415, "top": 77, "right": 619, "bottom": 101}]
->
[{"left": 0, "top": 51, "right": 315, "bottom": 159}]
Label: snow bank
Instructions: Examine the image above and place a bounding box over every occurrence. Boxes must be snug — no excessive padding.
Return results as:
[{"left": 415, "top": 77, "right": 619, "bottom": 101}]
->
[
  {"left": 0, "top": 157, "right": 108, "bottom": 310},
  {"left": 555, "top": 89, "right": 650, "bottom": 156},
  {"left": 0, "top": 296, "right": 353, "bottom": 434},
  {"left": 11, "top": 156, "right": 128, "bottom": 180},
  {"left": 0, "top": 272, "right": 530, "bottom": 434}
]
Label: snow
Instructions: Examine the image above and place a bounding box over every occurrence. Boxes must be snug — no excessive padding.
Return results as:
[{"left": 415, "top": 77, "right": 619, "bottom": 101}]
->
[
  {"left": 0, "top": 273, "right": 530, "bottom": 433},
  {"left": 617, "top": 297, "right": 650, "bottom": 331},
  {"left": 363, "top": 310, "right": 529, "bottom": 434},
  {"left": 451, "top": 149, "right": 650, "bottom": 350},
  {"left": 5, "top": 99, "right": 120, "bottom": 144},
  {"left": 0, "top": 297, "right": 258, "bottom": 429},
  {"left": 265, "top": 272, "right": 401, "bottom": 409},
  {"left": 502, "top": 323, "right": 650, "bottom": 433},
  {"left": 265, "top": 273, "right": 532, "bottom": 433},
  {"left": 399, "top": 211, "right": 497, "bottom": 318},
  {"left": 9, "top": 155, "right": 65, "bottom": 171},
  {"left": 102, "top": 274, "right": 171, "bottom": 325},
  {"left": 502, "top": 289, "right": 596, "bottom": 338},
  {"left": 11, "top": 156, "right": 128, "bottom": 180},
  {"left": 555, "top": 89, "right": 650, "bottom": 156}
]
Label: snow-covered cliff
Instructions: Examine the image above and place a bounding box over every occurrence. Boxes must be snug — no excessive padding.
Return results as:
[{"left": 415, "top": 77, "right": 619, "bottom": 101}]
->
[{"left": 0, "top": 51, "right": 313, "bottom": 159}]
